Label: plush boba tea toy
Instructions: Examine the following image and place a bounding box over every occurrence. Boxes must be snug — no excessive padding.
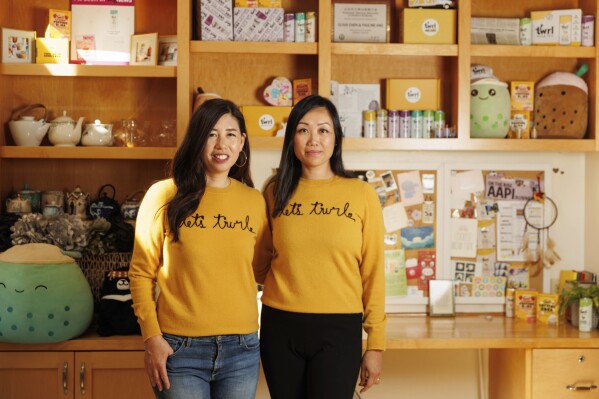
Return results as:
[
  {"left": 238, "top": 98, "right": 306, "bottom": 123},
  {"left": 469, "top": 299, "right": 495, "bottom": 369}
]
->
[
  {"left": 470, "top": 77, "right": 511, "bottom": 138},
  {"left": 534, "top": 65, "right": 589, "bottom": 139},
  {"left": 0, "top": 243, "right": 93, "bottom": 343}
]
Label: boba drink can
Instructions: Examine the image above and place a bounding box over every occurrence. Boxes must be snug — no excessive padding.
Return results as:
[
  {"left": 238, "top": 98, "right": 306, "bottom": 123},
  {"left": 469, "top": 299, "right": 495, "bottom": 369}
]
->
[
  {"left": 505, "top": 288, "right": 515, "bottom": 318},
  {"left": 376, "top": 109, "right": 388, "bottom": 138},
  {"left": 388, "top": 110, "right": 400, "bottom": 138},
  {"left": 399, "top": 110, "right": 411, "bottom": 138},
  {"left": 582, "top": 15, "right": 595, "bottom": 47},
  {"left": 579, "top": 297, "right": 593, "bottom": 332},
  {"left": 363, "top": 110, "right": 376, "bottom": 138},
  {"left": 305, "top": 12, "right": 316, "bottom": 42},
  {"left": 411, "top": 110, "right": 423, "bottom": 138},
  {"left": 423, "top": 110, "right": 435, "bottom": 138},
  {"left": 284, "top": 14, "right": 295, "bottom": 42}
]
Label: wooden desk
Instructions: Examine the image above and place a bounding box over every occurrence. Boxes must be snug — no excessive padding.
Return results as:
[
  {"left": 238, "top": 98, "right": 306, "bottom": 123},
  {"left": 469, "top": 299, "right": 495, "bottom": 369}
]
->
[{"left": 1, "top": 315, "right": 598, "bottom": 399}]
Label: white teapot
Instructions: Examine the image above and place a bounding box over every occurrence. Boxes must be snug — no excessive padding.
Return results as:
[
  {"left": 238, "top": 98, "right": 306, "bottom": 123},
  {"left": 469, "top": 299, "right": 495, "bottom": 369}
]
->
[
  {"left": 48, "top": 110, "right": 84, "bottom": 146},
  {"left": 81, "top": 120, "right": 114, "bottom": 146},
  {"left": 7, "top": 104, "right": 50, "bottom": 146}
]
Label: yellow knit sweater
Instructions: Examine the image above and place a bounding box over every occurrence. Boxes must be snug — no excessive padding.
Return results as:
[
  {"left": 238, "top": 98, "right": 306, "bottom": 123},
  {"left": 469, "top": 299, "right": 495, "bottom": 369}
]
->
[
  {"left": 129, "top": 178, "right": 272, "bottom": 341},
  {"left": 262, "top": 176, "right": 387, "bottom": 350}
]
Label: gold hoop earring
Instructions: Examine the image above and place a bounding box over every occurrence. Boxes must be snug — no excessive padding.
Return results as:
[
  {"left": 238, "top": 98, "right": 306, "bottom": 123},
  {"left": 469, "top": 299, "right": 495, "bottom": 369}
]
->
[{"left": 235, "top": 150, "right": 247, "bottom": 167}]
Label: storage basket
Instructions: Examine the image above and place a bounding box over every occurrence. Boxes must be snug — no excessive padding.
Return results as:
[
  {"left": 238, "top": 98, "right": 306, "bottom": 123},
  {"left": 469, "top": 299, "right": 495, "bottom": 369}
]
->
[{"left": 78, "top": 252, "right": 132, "bottom": 308}]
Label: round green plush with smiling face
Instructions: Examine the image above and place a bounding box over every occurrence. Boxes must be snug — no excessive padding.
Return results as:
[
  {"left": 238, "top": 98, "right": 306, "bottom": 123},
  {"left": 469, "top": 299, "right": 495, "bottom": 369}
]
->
[
  {"left": 470, "top": 79, "right": 511, "bottom": 138},
  {"left": 0, "top": 244, "right": 93, "bottom": 343}
]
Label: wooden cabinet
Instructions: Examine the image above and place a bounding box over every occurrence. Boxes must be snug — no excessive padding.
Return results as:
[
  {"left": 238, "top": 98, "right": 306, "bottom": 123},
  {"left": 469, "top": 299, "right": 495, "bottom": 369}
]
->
[
  {"left": 1, "top": 1, "right": 598, "bottom": 200},
  {"left": 0, "top": 351, "right": 153, "bottom": 399},
  {"left": 532, "top": 349, "right": 599, "bottom": 398}
]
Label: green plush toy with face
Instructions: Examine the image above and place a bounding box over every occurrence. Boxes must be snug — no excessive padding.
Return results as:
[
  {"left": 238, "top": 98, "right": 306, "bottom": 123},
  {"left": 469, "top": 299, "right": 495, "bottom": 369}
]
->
[
  {"left": 470, "top": 78, "right": 511, "bottom": 138},
  {"left": 0, "top": 244, "right": 93, "bottom": 343}
]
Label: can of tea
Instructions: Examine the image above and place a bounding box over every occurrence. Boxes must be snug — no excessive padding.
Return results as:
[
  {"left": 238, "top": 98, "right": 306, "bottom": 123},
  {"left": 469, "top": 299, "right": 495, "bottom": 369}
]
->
[
  {"left": 376, "top": 109, "right": 388, "bottom": 138},
  {"left": 582, "top": 15, "right": 595, "bottom": 47},
  {"left": 505, "top": 288, "right": 515, "bottom": 318},
  {"left": 579, "top": 297, "right": 593, "bottom": 332},
  {"left": 363, "top": 110, "right": 376, "bottom": 138},
  {"left": 388, "top": 110, "right": 400, "bottom": 138}
]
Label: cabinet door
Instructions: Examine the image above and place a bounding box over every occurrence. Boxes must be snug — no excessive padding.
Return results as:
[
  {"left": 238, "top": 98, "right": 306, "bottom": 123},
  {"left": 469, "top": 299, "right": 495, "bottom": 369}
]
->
[
  {"left": 0, "top": 352, "right": 74, "bottom": 399},
  {"left": 533, "top": 349, "right": 599, "bottom": 399},
  {"left": 74, "top": 351, "right": 153, "bottom": 399}
]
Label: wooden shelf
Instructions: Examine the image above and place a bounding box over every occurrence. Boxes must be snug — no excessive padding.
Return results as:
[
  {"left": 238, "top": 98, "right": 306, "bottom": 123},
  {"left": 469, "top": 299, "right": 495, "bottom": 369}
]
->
[
  {"left": 471, "top": 45, "right": 597, "bottom": 58},
  {"left": 0, "top": 146, "right": 176, "bottom": 160},
  {"left": 0, "top": 64, "right": 177, "bottom": 78},
  {"left": 249, "top": 137, "right": 597, "bottom": 152},
  {"left": 332, "top": 43, "right": 458, "bottom": 57},
  {"left": 190, "top": 40, "right": 318, "bottom": 55}
]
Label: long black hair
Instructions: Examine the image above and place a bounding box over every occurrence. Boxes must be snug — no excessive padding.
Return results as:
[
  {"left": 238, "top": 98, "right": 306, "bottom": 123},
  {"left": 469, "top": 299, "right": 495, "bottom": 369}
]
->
[
  {"left": 268, "top": 95, "right": 353, "bottom": 217},
  {"left": 167, "top": 98, "right": 252, "bottom": 241}
]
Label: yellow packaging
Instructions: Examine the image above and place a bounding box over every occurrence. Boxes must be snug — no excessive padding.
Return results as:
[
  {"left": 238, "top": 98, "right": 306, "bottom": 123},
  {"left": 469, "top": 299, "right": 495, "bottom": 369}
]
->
[
  {"left": 241, "top": 106, "right": 292, "bottom": 137},
  {"left": 36, "top": 38, "right": 69, "bottom": 64},
  {"left": 515, "top": 290, "right": 537, "bottom": 322},
  {"left": 536, "top": 293, "right": 560, "bottom": 324},
  {"left": 386, "top": 79, "right": 440, "bottom": 111},
  {"left": 508, "top": 110, "right": 531, "bottom": 139},
  {"left": 511, "top": 81, "right": 534, "bottom": 111},
  {"left": 402, "top": 9, "right": 456, "bottom": 44},
  {"left": 234, "top": 0, "right": 281, "bottom": 6},
  {"left": 293, "top": 78, "right": 316, "bottom": 105},
  {"left": 46, "top": 9, "right": 71, "bottom": 39}
]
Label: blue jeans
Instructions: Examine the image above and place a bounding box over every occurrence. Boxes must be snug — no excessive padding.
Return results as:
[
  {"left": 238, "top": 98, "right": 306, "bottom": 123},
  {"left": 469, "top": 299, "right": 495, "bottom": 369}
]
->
[{"left": 154, "top": 331, "right": 260, "bottom": 399}]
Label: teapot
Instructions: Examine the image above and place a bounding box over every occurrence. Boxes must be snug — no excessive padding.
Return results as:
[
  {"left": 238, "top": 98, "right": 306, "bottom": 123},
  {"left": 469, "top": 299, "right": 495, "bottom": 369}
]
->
[
  {"left": 6, "top": 194, "right": 32, "bottom": 214},
  {"left": 48, "top": 110, "right": 84, "bottom": 146},
  {"left": 121, "top": 190, "right": 145, "bottom": 220},
  {"left": 7, "top": 104, "right": 50, "bottom": 146},
  {"left": 81, "top": 120, "right": 114, "bottom": 146},
  {"left": 65, "top": 186, "right": 90, "bottom": 219}
]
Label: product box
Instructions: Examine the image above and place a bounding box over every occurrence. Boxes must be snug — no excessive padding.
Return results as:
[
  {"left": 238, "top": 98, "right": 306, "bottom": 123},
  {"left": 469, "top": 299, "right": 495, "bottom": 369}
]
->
[
  {"left": 200, "top": 0, "right": 234, "bottom": 41},
  {"left": 36, "top": 38, "right": 70, "bottom": 64},
  {"left": 386, "top": 78, "right": 440, "bottom": 111},
  {"left": 536, "top": 293, "right": 560, "bottom": 324},
  {"left": 233, "top": 8, "right": 284, "bottom": 42},
  {"left": 293, "top": 78, "right": 316, "bottom": 105},
  {"left": 508, "top": 110, "right": 531, "bottom": 139},
  {"left": 46, "top": 9, "right": 71, "bottom": 39},
  {"left": 471, "top": 17, "right": 520, "bottom": 45},
  {"left": 70, "top": 0, "right": 135, "bottom": 65},
  {"left": 241, "top": 106, "right": 292, "bottom": 136},
  {"left": 330, "top": 81, "right": 381, "bottom": 137},
  {"left": 531, "top": 9, "right": 582, "bottom": 46},
  {"left": 402, "top": 8, "right": 456, "bottom": 44},
  {"left": 515, "top": 289, "right": 538, "bottom": 322},
  {"left": 511, "top": 81, "right": 535, "bottom": 111}
]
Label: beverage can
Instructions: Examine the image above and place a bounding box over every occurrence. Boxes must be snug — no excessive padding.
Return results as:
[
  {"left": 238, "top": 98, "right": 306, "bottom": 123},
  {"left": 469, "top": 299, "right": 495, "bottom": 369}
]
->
[
  {"left": 505, "top": 288, "right": 515, "bottom": 318},
  {"left": 434, "top": 109, "right": 446, "bottom": 135},
  {"left": 579, "top": 297, "right": 593, "bottom": 332},
  {"left": 284, "top": 14, "right": 295, "bottom": 42},
  {"left": 376, "top": 109, "right": 388, "bottom": 138},
  {"left": 388, "top": 110, "right": 400, "bottom": 138},
  {"left": 582, "top": 15, "right": 595, "bottom": 47},
  {"left": 295, "top": 12, "right": 306, "bottom": 42},
  {"left": 411, "top": 110, "right": 423, "bottom": 138},
  {"left": 519, "top": 18, "right": 532, "bottom": 46},
  {"left": 423, "top": 110, "right": 435, "bottom": 138},
  {"left": 305, "top": 12, "right": 316, "bottom": 43},
  {"left": 363, "top": 110, "right": 376, "bottom": 138},
  {"left": 399, "top": 110, "right": 411, "bottom": 138}
]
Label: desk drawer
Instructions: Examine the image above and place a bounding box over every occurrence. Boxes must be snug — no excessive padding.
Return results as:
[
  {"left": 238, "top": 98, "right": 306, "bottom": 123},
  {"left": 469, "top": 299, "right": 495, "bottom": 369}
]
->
[{"left": 533, "top": 349, "right": 599, "bottom": 399}]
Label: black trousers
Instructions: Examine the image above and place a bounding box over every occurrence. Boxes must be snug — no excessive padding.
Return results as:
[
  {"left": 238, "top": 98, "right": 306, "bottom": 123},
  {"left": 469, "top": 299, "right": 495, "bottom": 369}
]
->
[{"left": 260, "top": 305, "right": 363, "bottom": 399}]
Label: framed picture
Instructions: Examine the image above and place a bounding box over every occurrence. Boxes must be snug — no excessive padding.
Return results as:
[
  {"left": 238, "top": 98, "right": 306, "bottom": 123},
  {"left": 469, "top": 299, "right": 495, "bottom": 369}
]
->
[
  {"left": 2, "top": 27, "right": 36, "bottom": 64},
  {"left": 158, "top": 35, "right": 177, "bottom": 66},
  {"left": 428, "top": 279, "right": 455, "bottom": 316},
  {"left": 130, "top": 33, "right": 158, "bottom": 66},
  {"left": 333, "top": 0, "right": 390, "bottom": 43}
]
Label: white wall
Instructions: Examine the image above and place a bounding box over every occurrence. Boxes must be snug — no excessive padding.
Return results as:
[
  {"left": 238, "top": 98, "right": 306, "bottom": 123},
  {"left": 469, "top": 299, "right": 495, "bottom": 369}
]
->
[{"left": 250, "top": 149, "right": 586, "bottom": 398}]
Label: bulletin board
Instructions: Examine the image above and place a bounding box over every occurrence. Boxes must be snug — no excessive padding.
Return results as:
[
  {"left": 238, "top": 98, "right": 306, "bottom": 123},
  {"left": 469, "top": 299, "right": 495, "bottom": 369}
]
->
[
  {"left": 353, "top": 167, "right": 441, "bottom": 310},
  {"left": 444, "top": 164, "right": 554, "bottom": 310}
]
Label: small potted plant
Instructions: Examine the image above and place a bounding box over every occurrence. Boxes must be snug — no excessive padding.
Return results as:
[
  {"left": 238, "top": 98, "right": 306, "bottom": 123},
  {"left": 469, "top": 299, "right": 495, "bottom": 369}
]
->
[{"left": 559, "top": 281, "right": 599, "bottom": 328}]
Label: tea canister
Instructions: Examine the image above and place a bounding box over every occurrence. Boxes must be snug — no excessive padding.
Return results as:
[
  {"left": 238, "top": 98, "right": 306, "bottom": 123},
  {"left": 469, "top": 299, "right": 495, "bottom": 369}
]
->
[
  {"left": 18, "top": 184, "right": 41, "bottom": 213},
  {"left": 66, "top": 185, "right": 90, "bottom": 219},
  {"left": 121, "top": 190, "right": 145, "bottom": 220}
]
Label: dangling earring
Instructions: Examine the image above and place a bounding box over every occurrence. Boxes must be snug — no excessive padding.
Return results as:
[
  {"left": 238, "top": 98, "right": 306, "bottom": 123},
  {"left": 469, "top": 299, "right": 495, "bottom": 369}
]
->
[{"left": 235, "top": 150, "right": 247, "bottom": 167}]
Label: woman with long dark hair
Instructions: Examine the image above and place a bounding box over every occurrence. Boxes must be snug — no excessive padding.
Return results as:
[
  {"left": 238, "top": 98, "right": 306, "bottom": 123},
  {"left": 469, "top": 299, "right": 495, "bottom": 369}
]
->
[
  {"left": 130, "top": 98, "right": 271, "bottom": 399},
  {"left": 260, "top": 95, "right": 386, "bottom": 398}
]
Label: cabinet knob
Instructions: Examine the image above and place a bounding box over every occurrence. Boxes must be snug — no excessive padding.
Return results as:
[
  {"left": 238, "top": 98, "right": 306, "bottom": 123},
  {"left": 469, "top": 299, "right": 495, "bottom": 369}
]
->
[
  {"left": 566, "top": 384, "right": 597, "bottom": 391},
  {"left": 579, "top": 355, "right": 585, "bottom": 362}
]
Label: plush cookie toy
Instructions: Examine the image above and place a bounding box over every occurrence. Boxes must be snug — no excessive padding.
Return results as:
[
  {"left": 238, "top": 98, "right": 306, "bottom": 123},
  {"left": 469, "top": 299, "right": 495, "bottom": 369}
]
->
[
  {"left": 97, "top": 267, "right": 140, "bottom": 336},
  {"left": 534, "top": 66, "right": 588, "bottom": 139}
]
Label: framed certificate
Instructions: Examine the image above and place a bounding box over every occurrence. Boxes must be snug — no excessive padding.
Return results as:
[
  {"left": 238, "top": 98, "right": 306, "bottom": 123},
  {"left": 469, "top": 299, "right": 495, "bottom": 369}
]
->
[
  {"left": 428, "top": 279, "right": 455, "bottom": 316},
  {"left": 333, "top": 1, "right": 390, "bottom": 43}
]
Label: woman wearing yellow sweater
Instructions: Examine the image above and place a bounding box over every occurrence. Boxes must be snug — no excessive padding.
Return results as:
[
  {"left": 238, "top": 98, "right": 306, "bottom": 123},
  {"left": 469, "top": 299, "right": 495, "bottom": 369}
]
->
[
  {"left": 129, "top": 99, "right": 271, "bottom": 399},
  {"left": 261, "top": 95, "right": 387, "bottom": 398}
]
